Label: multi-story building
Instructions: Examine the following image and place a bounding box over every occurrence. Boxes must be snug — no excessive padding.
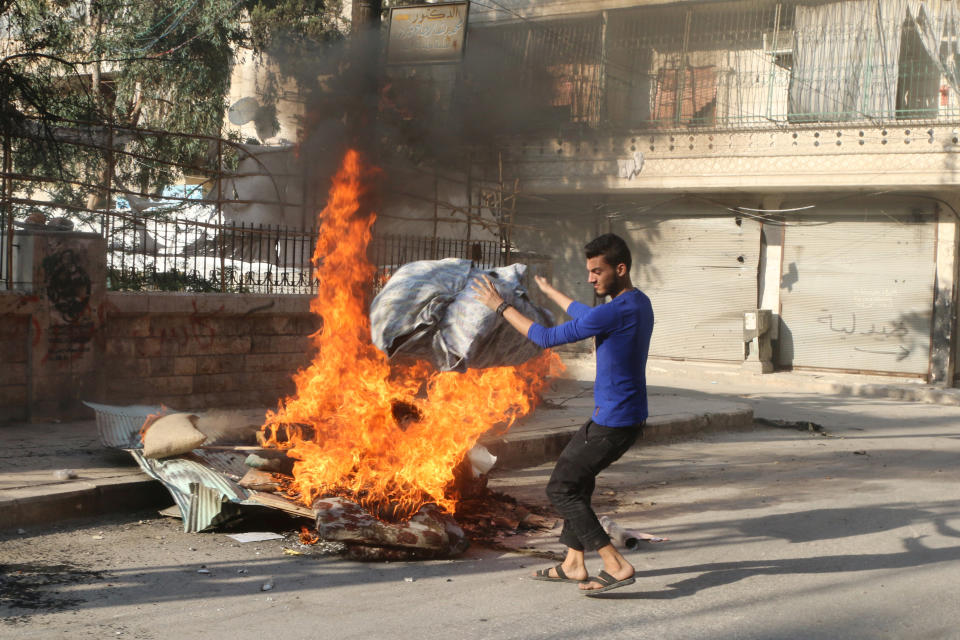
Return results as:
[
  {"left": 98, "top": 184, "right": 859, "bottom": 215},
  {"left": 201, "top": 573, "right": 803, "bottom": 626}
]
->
[{"left": 458, "top": 0, "right": 960, "bottom": 384}]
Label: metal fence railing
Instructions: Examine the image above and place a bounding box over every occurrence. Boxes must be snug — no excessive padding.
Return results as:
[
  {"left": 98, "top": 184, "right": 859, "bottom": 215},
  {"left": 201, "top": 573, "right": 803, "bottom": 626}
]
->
[
  {"left": 369, "top": 233, "right": 507, "bottom": 291},
  {"left": 96, "top": 211, "right": 506, "bottom": 295},
  {"left": 0, "top": 114, "right": 511, "bottom": 294},
  {"left": 1, "top": 207, "right": 10, "bottom": 288},
  {"left": 1, "top": 132, "right": 10, "bottom": 288},
  {"left": 0, "top": 211, "right": 508, "bottom": 295},
  {"left": 99, "top": 211, "right": 318, "bottom": 294}
]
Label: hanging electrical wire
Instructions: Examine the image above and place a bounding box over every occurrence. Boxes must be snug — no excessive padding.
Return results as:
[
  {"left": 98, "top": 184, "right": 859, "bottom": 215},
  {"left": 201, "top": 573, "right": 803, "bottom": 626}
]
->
[{"left": 130, "top": 0, "right": 201, "bottom": 52}]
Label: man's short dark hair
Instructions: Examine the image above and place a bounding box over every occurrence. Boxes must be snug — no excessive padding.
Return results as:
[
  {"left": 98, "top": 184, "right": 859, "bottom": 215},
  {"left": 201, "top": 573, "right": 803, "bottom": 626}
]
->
[{"left": 585, "top": 233, "right": 632, "bottom": 272}]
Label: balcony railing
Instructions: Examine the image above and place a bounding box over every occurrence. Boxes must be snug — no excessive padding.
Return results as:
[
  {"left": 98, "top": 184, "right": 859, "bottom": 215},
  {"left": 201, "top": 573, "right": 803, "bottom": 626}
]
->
[{"left": 463, "top": 0, "right": 960, "bottom": 132}]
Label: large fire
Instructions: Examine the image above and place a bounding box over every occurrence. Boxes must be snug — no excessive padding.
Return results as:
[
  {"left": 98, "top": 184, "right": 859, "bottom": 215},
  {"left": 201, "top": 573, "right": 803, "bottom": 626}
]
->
[{"left": 261, "top": 150, "right": 562, "bottom": 520}]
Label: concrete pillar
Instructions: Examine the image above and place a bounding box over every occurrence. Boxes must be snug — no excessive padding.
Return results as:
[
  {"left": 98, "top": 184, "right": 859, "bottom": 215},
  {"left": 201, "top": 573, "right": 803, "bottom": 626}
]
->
[
  {"left": 347, "top": 0, "right": 382, "bottom": 154},
  {"left": 352, "top": 0, "right": 381, "bottom": 32},
  {"left": 25, "top": 231, "right": 107, "bottom": 420},
  {"left": 757, "top": 195, "right": 784, "bottom": 336},
  {"left": 931, "top": 199, "right": 959, "bottom": 386},
  {"left": 745, "top": 195, "right": 784, "bottom": 373}
]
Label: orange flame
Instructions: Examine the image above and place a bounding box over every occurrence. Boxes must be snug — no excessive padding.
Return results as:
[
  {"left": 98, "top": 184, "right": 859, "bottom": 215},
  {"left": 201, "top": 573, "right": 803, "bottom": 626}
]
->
[
  {"left": 261, "top": 149, "right": 563, "bottom": 520},
  {"left": 299, "top": 526, "right": 320, "bottom": 545},
  {"left": 139, "top": 405, "right": 172, "bottom": 441}
]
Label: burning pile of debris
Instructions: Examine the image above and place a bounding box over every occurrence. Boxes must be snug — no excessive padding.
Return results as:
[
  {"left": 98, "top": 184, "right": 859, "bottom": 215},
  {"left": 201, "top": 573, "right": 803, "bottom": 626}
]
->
[
  {"left": 88, "top": 149, "right": 563, "bottom": 560},
  {"left": 86, "top": 401, "right": 556, "bottom": 559}
]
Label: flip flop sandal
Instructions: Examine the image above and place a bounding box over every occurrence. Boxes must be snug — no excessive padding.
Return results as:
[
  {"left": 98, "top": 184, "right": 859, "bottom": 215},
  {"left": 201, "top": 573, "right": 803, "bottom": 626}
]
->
[
  {"left": 581, "top": 570, "right": 636, "bottom": 596},
  {"left": 531, "top": 564, "right": 584, "bottom": 583}
]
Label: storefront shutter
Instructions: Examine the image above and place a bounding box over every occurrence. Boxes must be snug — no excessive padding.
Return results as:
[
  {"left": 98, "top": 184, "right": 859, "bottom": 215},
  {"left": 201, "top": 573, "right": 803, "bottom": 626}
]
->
[
  {"left": 620, "top": 215, "right": 761, "bottom": 361},
  {"left": 777, "top": 208, "right": 936, "bottom": 375}
]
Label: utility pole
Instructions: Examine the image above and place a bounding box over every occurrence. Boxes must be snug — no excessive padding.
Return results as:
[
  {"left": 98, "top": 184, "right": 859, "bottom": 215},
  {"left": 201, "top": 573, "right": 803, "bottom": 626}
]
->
[
  {"left": 347, "top": 0, "right": 383, "bottom": 153},
  {"left": 352, "top": 0, "right": 382, "bottom": 32}
]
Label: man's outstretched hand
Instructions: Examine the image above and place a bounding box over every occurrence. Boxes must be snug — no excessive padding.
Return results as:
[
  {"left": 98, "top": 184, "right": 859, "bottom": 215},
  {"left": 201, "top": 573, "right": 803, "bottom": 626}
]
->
[
  {"left": 534, "top": 275, "right": 553, "bottom": 293},
  {"left": 470, "top": 274, "right": 505, "bottom": 311},
  {"left": 533, "top": 274, "right": 574, "bottom": 313},
  {"left": 471, "top": 274, "right": 535, "bottom": 337}
]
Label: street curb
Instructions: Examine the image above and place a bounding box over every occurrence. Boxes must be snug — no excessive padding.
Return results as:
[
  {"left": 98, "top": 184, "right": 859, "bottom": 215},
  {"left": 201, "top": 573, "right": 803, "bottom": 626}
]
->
[
  {"left": 1, "top": 475, "right": 170, "bottom": 531},
  {"left": 486, "top": 406, "right": 755, "bottom": 469},
  {"left": 2, "top": 406, "right": 754, "bottom": 531},
  {"left": 817, "top": 381, "right": 960, "bottom": 406},
  {"left": 642, "top": 357, "right": 960, "bottom": 407}
]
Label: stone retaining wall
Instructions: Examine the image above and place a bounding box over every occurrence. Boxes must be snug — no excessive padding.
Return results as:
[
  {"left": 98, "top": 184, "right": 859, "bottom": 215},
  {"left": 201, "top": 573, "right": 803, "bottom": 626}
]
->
[
  {"left": 0, "top": 312, "right": 30, "bottom": 418},
  {"left": 0, "top": 290, "right": 317, "bottom": 422},
  {"left": 97, "top": 292, "right": 317, "bottom": 411}
]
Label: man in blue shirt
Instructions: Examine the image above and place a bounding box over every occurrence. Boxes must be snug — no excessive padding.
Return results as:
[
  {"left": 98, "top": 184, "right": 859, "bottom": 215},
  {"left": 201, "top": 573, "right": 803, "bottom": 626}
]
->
[{"left": 471, "top": 233, "right": 654, "bottom": 596}]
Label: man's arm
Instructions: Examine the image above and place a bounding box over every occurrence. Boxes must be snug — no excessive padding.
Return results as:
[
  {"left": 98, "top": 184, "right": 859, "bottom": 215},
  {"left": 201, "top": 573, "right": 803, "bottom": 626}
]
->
[
  {"left": 470, "top": 274, "right": 535, "bottom": 336},
  {"left": 534, "top": 275, "right": 574, "bottom": 312},
  {"left": 535, "top": 275, "right": 590, "bottom": 319},
  {"left": 470, "top": 274, "right": 616, "bottom": 349},
  {"left": 501, "top": 305, "right": 535, "bottom": 337}
]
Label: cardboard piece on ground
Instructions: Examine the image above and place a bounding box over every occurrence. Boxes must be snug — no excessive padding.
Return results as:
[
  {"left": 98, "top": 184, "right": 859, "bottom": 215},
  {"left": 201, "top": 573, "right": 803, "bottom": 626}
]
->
[
  {"left": 247, "top": 491, "right": 315, "bottom": 519},
  {"left": 238, "top": 468, "right": 281, "bottom": 492},
  {"left": 158, "top": 505, "right": 183, "bottom": 519},
  {"left": 226, "top": 532, "right": 284, "bottom": 543}
]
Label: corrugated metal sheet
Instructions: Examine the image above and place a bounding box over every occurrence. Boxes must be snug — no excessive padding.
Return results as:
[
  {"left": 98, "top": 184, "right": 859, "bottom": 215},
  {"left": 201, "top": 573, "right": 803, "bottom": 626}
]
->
[
  {"left": 83, "top": 401, "right": 176, "bottom": 448},
  {"left": 778, "top": 208, "right": 936, "bottom": 375},
  {"left": 188, "top": 449, "right": 251, "bottom": 479},
  {"left": 619, "top": 214, "right": 762, "bottom": 361},
  {"left": 85, "top": 402, "right": 287, "bottom": 533},
  {"left": 129, "top": 450, "right": 252, "bottom": 532}
]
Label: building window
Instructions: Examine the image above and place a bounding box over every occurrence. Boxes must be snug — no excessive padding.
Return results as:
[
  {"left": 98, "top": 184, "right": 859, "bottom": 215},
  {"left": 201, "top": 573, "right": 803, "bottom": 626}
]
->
[
  {"left": 896, "top": 18, "right": 940, "bottom": 119},
  {"left": 652, "top": 66, "right": 718, "bottom": 126}
]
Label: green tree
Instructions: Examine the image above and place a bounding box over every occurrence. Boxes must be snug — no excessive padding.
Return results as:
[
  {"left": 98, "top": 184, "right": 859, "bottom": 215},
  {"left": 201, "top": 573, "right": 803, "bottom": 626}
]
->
[{"left": 0, "top": 0, "right": 344, "bottom": 221}]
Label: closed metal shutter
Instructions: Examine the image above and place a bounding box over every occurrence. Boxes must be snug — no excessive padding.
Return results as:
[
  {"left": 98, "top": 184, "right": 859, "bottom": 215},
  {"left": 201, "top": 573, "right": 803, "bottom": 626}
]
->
[
  {"left": 619, "top": 215, "right": 761, "bottom": 361},
  {"left": 777, "top": 209, "right": 936, "bottom": 376}
]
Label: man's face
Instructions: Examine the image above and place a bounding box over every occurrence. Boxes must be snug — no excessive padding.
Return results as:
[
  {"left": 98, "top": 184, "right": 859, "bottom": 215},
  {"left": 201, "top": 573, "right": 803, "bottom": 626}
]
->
[{"left": 586, "top": 255, "right": 623, "bottom": 297}]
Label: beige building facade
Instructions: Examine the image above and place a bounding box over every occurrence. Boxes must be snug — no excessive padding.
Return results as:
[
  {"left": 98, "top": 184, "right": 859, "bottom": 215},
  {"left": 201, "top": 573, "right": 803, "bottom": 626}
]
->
[{"left": 463, "top": 0, "right": 960, "bottom": 384}]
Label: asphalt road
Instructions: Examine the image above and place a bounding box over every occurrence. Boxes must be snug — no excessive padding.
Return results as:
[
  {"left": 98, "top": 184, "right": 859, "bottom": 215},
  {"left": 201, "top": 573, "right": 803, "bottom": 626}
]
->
[{"left": 4, "top": 385, "right": 960, "bottom": 639}]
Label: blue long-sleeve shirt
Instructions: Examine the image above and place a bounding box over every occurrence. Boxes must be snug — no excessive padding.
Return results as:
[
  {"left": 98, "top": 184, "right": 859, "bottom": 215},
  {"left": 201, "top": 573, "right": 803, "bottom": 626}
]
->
[{"left": 526, "top": 289, "right": 654, "bottom": 427}]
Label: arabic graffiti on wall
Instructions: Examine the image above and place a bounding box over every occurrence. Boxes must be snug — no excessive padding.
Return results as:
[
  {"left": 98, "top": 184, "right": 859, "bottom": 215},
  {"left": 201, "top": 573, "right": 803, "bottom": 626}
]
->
[
  {"left": 44, "top": 321, "right": 97, "bottom": 363},
  {"left": 816, "top": 313, "right": 913, "bottom": 360}
]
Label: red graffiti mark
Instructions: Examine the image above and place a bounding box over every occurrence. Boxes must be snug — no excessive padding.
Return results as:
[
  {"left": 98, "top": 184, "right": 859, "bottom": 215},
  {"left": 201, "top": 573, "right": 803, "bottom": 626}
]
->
[
  {"left": 18, "top": 294, "right": 41, "bottom": 309},
  {"left": 188, "top": 315, "right": 217, "bottom": 349},
  {"left": 191, "top": 300, "right": 225, "bottom": 315},
  {"left": 154, "top": 301, "right": 224, "bottom": 351},
  {"left": 157, "top": 325, "right": 201, "bottom": 349},
  {"left": 31, "top": 316, "right": 42, "bottom": 347},
  {"left": 97, "top": 298, "right": 120, "bottom": 321}
]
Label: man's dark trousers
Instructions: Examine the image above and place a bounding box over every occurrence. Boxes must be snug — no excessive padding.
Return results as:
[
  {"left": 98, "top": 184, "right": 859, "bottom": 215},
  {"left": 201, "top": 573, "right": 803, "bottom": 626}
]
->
[{"left": 546, "top": 419, "right": 642, "bottom": 551}]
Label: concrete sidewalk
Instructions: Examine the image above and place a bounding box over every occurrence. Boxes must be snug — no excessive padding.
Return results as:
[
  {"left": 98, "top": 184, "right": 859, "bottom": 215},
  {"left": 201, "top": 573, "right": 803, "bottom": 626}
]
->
[
  {"left": 8, "top": 353, "right": 960, "bottom": 532},
  {"left": 643, "top": 357, "right": 960, "bottom": 405},
  {"left": 0, "top": 377, "right": 753, "bottom": 531},
  {"left": 482, "top": 377, "right": 752, "bottom": 467}
]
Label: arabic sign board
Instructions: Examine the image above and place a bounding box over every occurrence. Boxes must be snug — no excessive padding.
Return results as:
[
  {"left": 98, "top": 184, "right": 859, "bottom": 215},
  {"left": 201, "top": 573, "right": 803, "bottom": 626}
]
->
[{"left": 386, "top": 2, "right": 468, "bottom": 65}]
